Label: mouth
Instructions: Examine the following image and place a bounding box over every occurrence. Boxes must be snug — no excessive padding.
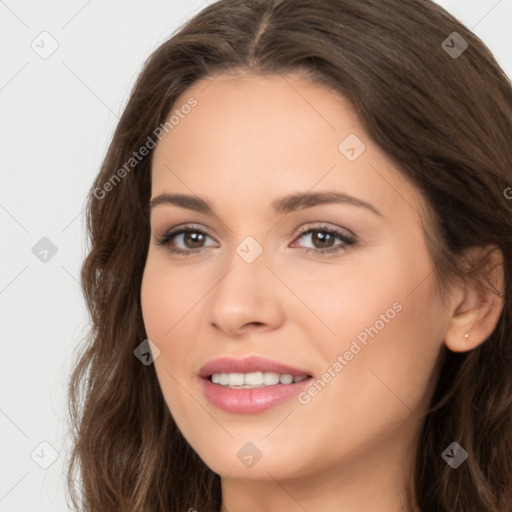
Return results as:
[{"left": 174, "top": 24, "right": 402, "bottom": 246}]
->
[
  {"left": 198, "top": 356, "right": 314, "bottom": 413},
  {"left": 207, "top": 371, "right": 311, "bottom": 389}
]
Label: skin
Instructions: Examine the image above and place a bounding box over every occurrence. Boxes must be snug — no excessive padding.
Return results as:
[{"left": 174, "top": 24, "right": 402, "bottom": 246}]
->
[{"left": 140, "top": 72, "right": 504, "bottom": 512}]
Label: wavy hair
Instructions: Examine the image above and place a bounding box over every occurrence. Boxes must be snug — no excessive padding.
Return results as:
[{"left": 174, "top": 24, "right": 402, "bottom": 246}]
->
[{"left": 66, "top": 0, "right": 512, "bottom": 510}]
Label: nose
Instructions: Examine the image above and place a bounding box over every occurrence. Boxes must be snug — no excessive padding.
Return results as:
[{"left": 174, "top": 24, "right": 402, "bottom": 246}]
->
[{"left": 207, "top": 246, "right": 286, "bottom": 337}]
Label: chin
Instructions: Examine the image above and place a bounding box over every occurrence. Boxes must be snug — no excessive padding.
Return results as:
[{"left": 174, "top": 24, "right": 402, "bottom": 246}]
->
[{"left": 183, "top": 431, "right": 317, "bottom": 482}]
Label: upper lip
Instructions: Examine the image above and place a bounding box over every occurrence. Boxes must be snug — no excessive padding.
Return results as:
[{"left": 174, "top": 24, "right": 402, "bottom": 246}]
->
[{"left": 198, "top": 356, "right": 312, "bottom": 378}]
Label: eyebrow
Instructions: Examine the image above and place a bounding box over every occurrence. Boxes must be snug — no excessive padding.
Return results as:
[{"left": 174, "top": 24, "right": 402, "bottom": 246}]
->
[{"left": 150, "top": 191, "right": 383, "bottom": 217}]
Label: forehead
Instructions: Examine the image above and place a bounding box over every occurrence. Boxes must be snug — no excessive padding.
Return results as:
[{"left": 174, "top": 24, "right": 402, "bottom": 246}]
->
[
  {"left": 151, "top": 72, "right": 428, "bottom": 226},
  {"left": 163, "top": 71, "right": 360, "bottom": 153},
  {"left": 154, "top": 71, "right": 363, "bottom": 164}
]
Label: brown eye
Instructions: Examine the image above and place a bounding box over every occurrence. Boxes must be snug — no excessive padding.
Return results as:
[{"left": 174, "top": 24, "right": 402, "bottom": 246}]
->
[
  {"left": 156, "top": 226, "right": 217, "bottom": 256},
  {"left": 156, "top": 223, "right": 357, "bottom": 257},
  {"left": 292, "top": 225, "right": 357, "bottom": 256},
  {"left": 308, "top": 230, "right": 336, "bottom": 249},
  {"left": 180, "top": 231, "right": 207, "bottom": 249}
]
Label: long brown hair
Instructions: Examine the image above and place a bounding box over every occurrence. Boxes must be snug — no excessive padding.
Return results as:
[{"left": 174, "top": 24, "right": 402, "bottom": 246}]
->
[{"left": 66, "top": 0, "right": 512, "bottom": 510}]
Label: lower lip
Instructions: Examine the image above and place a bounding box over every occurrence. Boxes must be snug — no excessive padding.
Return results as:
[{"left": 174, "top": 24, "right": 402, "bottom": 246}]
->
[{"left": 201, "top": 377, "right": 313, "bottom": 414}]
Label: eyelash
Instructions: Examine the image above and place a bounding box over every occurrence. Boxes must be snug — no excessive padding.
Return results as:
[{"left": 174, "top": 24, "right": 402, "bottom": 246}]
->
[{"left": 155, "top": 223, "right": 357, "bottom": 258}]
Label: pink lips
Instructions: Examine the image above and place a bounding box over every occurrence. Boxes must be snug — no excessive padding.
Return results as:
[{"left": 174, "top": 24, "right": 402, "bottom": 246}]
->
[{"left": 198, "top": 356, "right": 313, "bottom": 414}]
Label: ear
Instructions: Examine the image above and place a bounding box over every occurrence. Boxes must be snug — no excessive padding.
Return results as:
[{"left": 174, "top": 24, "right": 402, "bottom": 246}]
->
[{"left": 444, "top": 245, "right": 505, "bottom": 353}]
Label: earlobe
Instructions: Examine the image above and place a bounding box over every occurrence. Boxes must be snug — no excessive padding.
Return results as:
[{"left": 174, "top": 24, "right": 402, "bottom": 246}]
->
[{"left": 443, "top": 246, "right": 505, "bottom": 353}]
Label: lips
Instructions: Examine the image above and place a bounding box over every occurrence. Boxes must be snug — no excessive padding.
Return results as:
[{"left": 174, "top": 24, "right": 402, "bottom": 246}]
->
[
  {"left": 198, "top": 356, "right": 314, "bottom": 414},
  {"left": 198, "top": 356, "right": 312, "bottom": 379}
]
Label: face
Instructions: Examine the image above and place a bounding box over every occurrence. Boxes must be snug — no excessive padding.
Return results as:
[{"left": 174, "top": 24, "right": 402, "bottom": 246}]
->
[{"left": 141, "top": 72, "right": 448, "bottom": 483}]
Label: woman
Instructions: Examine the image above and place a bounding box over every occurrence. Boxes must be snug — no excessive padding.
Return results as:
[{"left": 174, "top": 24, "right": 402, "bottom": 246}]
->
[{"left": 67, "top": 0, "right": 512, "bottom": 510}]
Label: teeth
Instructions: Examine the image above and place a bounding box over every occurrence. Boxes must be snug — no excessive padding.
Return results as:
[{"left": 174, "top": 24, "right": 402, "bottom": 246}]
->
[
  {"left": 229, "top": 373, "right": 245, "bottom": 386},
  {"left": 264, "top": 372, "right": 280, "bottom": 385},
  {"left": 245, "top": 372, "right": 264, "bottom": 385},
  {"left": 210, "top": 372, "right": 309, "bottom": 388},
  {"left": 280, "top": 374, "right": 294, "bottom": 384}
]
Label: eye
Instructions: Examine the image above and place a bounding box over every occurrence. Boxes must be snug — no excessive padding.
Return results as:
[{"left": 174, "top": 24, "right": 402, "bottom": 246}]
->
[
  {"left": 155, "top": 223, "right": 357, "bottom": 257},
  {"left": 291, "top": 224, "right": 357, "bottom": 256},
  {"left": 155, "top": 224, "right": 217, "bottom": 256}
]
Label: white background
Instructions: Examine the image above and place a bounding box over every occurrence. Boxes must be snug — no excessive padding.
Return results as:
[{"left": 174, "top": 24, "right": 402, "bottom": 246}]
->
[{"left": 1, "top": 1, "right": 511, "bottom": 510}]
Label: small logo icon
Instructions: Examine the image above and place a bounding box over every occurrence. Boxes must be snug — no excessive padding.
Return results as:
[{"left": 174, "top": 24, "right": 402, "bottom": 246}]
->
[
  {"left": 442, "top": 32, "right": 468, "bottom": 59},
  {"left": 32, "top": 237, "right": 58, "bottom": 263},
  {"left": 236, "top": 442, "right": 263, "bottom": 468},
  {"left": 31, "top": 31, "right": 59, "bottom": 59},
  {"left": 338, "top": 134, "right": 366, "bottom": 161},
  {"left": 30, "top": 441, "right": 59, "bottom": 469},
  {"left": 134, "top": 339, "right": 161, "bottom": 365},
  {"left": 442, "top": 441, "right": 468, "bottom": 468},
  {"left": 236, "top": 236, "right": 263, "bottom": 264}
]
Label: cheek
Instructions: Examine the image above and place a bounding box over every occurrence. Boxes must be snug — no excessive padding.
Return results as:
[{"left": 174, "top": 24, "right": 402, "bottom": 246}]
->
[
  {"left": 290, "top": 251, "right": 408, "bottom": 354},
  {"left": 301, "top": 239, "right": 443, "bottom": 420},
  {"left": 336, "top": 290, "right": 440, "bottom": 418},
  {"left": 282, "top": 291, "right": 443, "bottom": 473},
  {"left": 140, "top": 255, "right": 200, "bottom": 341},
  {"left": 140, "top": 254, "right": 211, "bottom": 375},
  {"left": 140, "top": 260, "right": 200, "bottom": 428}
]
